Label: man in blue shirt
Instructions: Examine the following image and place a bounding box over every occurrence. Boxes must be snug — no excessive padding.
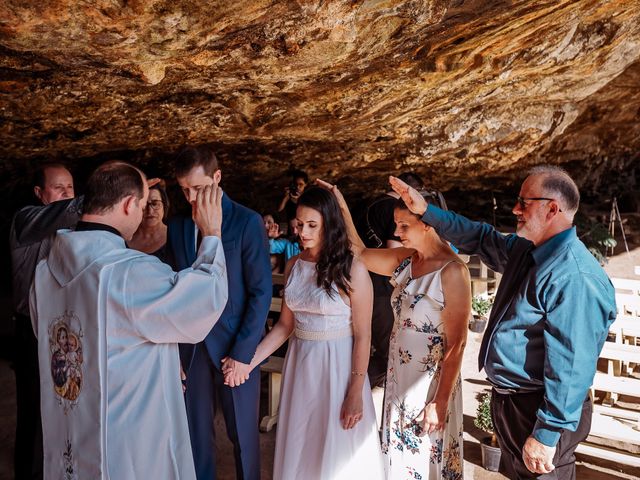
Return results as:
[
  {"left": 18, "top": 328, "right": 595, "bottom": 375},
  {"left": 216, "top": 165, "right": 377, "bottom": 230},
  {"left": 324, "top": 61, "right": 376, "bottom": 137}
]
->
[{"left": 390, "top": 166, "right": 616, "bottom": 479}]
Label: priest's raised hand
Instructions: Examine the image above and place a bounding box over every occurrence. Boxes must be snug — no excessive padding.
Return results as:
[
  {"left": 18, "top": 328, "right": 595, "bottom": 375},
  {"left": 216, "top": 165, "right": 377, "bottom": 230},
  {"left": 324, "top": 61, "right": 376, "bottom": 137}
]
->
[{"left": 192, "top": 185, "right": 223, "bottom": 238}]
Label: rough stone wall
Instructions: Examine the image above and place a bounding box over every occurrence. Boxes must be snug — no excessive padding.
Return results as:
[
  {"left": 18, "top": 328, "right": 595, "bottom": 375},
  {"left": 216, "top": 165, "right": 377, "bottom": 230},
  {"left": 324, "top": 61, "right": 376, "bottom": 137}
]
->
[{"left": 0, "top": 0, "right": 639, "bottom": 202}]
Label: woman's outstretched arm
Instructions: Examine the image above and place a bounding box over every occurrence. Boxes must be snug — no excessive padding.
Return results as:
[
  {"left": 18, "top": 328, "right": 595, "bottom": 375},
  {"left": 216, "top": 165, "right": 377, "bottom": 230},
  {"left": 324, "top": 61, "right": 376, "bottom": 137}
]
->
[{"left": 316, "top": 179, "right": 412, "bottom": 276}]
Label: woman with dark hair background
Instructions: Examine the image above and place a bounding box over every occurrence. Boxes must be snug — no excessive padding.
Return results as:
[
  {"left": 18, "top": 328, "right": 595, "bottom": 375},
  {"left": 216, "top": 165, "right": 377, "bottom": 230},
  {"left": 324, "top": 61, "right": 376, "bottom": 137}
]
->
[
  {"left": 227, "top": 187, "right": 384, "bottom": 479},
  {"left": 319, "top": 177, "right": 471, "bottom": 480},
  {"left": 129, "top": 180, "right": 169, "bottom": 260}
]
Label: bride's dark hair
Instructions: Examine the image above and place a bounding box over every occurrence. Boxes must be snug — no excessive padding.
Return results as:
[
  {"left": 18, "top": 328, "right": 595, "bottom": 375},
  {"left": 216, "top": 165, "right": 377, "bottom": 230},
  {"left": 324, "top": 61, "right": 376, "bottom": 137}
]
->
[{"left": 297, "top": 187, "right": 353, "bottom": 297}]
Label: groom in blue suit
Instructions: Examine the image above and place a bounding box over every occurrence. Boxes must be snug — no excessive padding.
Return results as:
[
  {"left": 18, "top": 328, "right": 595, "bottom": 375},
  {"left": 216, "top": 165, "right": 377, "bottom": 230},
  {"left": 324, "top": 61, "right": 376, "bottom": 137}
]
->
[{"left": 166, "top": 145, "right": 271, "bottom": 480}]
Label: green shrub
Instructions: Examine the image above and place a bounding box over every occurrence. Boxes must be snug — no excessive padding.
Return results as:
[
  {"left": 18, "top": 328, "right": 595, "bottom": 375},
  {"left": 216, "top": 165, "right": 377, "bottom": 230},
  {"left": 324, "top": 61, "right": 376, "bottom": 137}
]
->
[
  {"left": 474, "top": 392, "right": 494, "bottom": 434},
  {"left": 575, "top": 213, "right": 616, "bottom": 265},
  {"left": 472, "top": 296, "right": 493, "bottom": 318}
]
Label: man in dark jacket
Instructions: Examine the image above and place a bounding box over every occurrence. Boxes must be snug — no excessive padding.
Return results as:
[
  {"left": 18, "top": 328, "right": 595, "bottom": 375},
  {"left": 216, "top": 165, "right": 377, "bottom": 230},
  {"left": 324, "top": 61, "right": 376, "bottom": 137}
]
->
[{"left": 9, "top": 163, "right": 80, "bottom": 479}]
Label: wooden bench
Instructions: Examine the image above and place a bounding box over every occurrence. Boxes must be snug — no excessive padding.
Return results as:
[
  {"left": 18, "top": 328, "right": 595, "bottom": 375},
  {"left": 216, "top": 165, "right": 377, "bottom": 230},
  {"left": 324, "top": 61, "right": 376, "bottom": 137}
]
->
[
  {"left": 610, "top": 315, "right": 640, "bottom": 338},
  {"left": 594, "top": 316, "right": 640, "bottom": 405},
  {"left": 269, "top": 297, "right": 282, "bottom": 314},
  {"left": 600, "top": 341, "right": 640, "bottom": 362},
  {"left": 467, "top": 255, "right": 501, "bottom": 296},
  {"left": 593, "top": 372, "right": 640, "bottom": 398},
  {"left": 592, "top": 368, "right": 640, "bottom": 415},
  {"left": 611, "top": 277, "right": 640, "bottom": 294},
  {"left": 587, "top": 275, "right": 640, "bottom": 458},
  {"left": 612, "top": 277, "right": 640, "bottom": 316},
  {"left": 260, "top": 274, "right": 286, "bottom": 432},
  {"left": 600, "top": 342, "right": 640, "bottom": 376},
  {"left": 576, "top": 443, "right": 640, "bottom": 468},
  {"left": 593, "top": 403, "right": 640, "bottom": 424},
  {"left": 607, "top": 280, "right": 640, "bottom": 379},
  {"left": 260, "top": 356, "right": 284, "bottom": 432},
  {"left": 589, "top": 373, "right": 640, "bottom": 454},
  {"left": 616, "top": 293, "right": 640, "bottom": 317}
]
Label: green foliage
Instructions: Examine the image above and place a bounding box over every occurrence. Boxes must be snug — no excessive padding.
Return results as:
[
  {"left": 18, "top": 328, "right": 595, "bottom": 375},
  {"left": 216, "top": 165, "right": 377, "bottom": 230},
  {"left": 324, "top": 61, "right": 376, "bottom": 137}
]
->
[
  {"left": 575, "top": 213, "right": 616, "bottom": 265},
  {"left": 474, "top": 392, "right": 494, "bottom": 434},
  {"left": 472, "top": 296, "right": 493, "bottom": 318}
]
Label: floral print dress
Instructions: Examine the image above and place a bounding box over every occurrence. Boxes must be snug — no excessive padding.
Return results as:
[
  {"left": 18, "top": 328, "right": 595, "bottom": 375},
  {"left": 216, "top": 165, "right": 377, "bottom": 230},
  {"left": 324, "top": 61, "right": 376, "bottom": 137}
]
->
[{"left": 381, "top": 257, "right": 464, "bottom": 480}]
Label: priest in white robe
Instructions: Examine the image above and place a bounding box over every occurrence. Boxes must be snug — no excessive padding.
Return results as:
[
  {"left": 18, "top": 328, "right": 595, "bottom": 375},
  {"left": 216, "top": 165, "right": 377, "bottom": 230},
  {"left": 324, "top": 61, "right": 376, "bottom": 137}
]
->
[{"left": 30, "top": 161, "right": 228, "bottom": 479}]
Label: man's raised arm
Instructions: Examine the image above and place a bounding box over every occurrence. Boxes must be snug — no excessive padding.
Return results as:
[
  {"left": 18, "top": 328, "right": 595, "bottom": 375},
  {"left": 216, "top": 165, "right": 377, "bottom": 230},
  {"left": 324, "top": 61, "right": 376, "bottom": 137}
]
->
[{"left": 390, "top": 175, "right": 520, "bottom": 273}]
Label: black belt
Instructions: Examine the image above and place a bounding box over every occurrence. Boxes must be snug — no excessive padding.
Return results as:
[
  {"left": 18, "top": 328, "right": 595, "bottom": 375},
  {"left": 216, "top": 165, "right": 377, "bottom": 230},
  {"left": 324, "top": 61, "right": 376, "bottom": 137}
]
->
[
  {"left": 491, "top": 385, "right": 544, "bottom": 395},
  {"left": 493, "top": 386, "right": 519, "bottom": 395}
]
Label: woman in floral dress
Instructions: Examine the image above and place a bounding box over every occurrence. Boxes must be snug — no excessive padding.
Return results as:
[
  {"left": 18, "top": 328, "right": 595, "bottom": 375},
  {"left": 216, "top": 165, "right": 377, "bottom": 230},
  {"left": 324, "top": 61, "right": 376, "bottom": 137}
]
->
[{"left": 319, "top": 178, "right": 471, "bottom": 480}]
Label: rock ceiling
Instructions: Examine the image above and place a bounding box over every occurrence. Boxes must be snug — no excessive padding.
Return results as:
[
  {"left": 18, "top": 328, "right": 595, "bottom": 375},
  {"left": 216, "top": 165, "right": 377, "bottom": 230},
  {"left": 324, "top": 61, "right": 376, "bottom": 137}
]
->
[{"left": 1, "top": 0, "right": 639, "bottom": 200}]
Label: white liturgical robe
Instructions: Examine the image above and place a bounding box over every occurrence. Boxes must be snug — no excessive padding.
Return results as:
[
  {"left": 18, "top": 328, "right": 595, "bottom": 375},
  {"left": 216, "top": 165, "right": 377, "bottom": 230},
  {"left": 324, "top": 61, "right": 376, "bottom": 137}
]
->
[{"left": 30, "top": 228, "right": 228, "bottom": 479}]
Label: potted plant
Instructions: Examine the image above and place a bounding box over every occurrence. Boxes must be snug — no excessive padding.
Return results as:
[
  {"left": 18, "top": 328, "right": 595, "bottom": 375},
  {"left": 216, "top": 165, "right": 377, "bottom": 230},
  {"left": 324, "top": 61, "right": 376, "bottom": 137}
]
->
[
  {"left": 469, "top": 295, "right": 493, "bottom": 333},
  {"left": 474, "top": 392, "right": 501, "bottom": 471}
]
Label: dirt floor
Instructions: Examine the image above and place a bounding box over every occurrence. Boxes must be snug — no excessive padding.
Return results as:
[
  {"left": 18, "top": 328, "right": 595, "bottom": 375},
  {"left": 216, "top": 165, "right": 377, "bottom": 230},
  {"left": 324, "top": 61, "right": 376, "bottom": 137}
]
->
[{"left": 0, "top": 247, "right": 639, "bottom": 479}]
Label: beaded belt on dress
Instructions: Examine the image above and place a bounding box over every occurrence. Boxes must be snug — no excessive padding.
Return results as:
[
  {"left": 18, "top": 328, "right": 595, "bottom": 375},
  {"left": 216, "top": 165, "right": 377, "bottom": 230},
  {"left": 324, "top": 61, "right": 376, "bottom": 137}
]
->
[{"left": 294, "top": 325, "right": 353, "bottom": 341}]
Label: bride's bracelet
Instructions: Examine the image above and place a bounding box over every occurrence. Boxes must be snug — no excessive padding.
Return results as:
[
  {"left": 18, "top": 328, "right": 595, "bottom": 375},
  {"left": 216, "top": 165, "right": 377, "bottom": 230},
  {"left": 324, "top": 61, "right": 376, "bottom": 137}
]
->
[{"left": 351, "top": 371, "right": 365, "bottom": 377}]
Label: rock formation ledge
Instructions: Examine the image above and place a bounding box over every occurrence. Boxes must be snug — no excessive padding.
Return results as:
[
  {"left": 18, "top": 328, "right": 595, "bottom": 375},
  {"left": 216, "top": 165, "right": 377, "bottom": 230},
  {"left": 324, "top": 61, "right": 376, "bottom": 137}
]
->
[{"left": 0, "top": 0, "right": 639, "bottom": 200}]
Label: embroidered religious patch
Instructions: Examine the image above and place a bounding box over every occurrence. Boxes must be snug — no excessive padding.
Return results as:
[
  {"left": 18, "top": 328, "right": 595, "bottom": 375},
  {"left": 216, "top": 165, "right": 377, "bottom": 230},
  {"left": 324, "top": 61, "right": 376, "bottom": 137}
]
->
[{"left": 48, "top": 311, "right": 84, "bottom": 411}]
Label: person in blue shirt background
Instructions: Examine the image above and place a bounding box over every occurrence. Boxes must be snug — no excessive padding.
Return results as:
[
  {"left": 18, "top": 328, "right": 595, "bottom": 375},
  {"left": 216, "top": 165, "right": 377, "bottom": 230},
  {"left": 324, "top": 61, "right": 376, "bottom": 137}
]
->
[
  {"left": 267, "top": 216, "right": 301, "bottom": 263},
  {"left": 389, "top": 165, "right": 616, "bottom": 480}
]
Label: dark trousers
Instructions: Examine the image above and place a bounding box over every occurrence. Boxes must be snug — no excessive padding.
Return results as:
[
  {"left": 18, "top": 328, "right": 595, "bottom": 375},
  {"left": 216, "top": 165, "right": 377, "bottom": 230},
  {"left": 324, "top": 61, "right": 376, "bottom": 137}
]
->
[
  {"left": 184, "top": 342, "right": 261, "bottom": 480},
  {"left": 368, "top": 295, "right": 394, "bottom": 388},
  {"left": 491, "top": 389, "right": 592, "bottom": 480},
  {"left": 13, "top": 314, "right": 43, "bottom": 480}
]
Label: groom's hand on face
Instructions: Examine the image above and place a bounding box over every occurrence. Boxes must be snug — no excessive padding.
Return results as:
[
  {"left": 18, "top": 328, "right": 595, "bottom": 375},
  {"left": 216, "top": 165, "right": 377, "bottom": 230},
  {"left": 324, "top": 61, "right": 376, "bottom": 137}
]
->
[{"left": 193, "top": 185, "right": 223, "bottom": 238}]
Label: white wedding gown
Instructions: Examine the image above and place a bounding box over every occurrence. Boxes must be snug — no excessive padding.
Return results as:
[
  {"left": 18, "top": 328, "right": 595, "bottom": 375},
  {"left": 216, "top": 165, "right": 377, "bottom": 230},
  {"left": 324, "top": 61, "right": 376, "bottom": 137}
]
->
[{"left": 273, "top": 258, "right": 385, "bottom": 480}]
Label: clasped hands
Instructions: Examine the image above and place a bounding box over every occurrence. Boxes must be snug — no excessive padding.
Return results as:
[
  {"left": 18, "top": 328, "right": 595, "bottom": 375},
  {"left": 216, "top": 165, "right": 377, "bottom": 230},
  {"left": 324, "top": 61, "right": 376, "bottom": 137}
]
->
[{"left": 221, "top": 357, "right": 253, "bottom": 387}]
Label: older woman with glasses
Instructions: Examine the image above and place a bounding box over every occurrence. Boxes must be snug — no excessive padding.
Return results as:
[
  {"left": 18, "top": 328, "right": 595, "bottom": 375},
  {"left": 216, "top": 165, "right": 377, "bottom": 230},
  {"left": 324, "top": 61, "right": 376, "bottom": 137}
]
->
[{"left": 129, "top": 180, "right": 170, "bottom": 261}]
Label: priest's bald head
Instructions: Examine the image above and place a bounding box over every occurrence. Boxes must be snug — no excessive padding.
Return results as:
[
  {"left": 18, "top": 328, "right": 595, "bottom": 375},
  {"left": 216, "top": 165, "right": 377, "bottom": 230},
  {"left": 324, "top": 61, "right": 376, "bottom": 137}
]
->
[{"left": 82, "top": 161, "right": 149, "bottom": 241}]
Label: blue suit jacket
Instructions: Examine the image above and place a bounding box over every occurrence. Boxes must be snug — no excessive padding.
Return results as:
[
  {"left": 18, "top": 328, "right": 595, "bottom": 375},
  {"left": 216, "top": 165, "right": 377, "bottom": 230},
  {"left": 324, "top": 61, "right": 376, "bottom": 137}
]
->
[{"left": 166, "top": 193, "right": 272, "bottom": 371}]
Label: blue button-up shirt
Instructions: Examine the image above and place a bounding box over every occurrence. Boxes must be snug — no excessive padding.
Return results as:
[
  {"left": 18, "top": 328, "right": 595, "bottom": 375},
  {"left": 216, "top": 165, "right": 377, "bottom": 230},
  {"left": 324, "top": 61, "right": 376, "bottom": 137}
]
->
[
  {"left": 423, "top": 205, "right": 616, "bottom": 447},
  {"left": 269, "top": 238, "right": 300, "bottom": 261}
]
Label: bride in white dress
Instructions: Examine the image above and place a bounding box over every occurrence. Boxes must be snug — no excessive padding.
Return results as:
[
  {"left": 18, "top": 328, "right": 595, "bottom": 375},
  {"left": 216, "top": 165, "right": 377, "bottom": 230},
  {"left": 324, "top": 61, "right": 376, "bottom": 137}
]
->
[{"left": 230, "top": 187, "right": 384, "bottom": 480}]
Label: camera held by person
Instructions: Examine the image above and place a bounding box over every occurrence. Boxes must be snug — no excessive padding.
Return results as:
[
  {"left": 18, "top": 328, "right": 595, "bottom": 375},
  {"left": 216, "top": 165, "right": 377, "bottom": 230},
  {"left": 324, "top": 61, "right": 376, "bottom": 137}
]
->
[
  {"left": 288, "top": 181, "right": 301, "bottom": 198},
  {"left": 278, "top": 169, "right": 309, "bottom": 220}
]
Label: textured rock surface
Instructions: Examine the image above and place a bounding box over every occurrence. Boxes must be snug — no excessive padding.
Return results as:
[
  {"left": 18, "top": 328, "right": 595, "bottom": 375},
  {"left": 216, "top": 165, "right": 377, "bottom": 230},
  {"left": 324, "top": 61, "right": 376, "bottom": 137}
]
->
[{"left": 0, "top": 0, "right": 639, "bottom": 201}]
